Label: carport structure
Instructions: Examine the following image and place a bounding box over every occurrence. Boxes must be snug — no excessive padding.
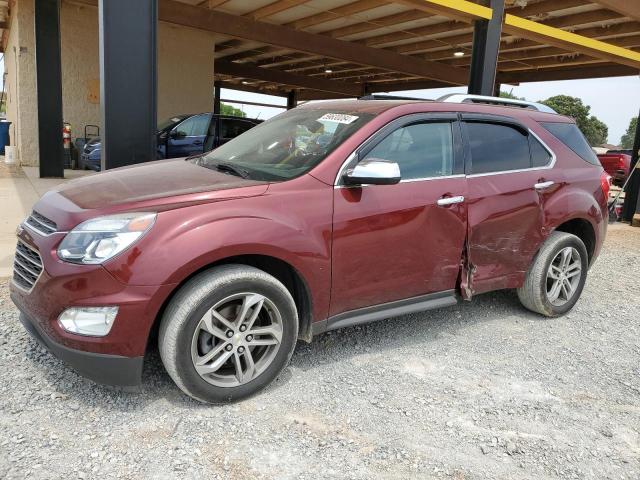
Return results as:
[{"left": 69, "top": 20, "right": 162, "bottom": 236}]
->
[{"left": 31, "top": 0, "right": 640, "bottom": 217}]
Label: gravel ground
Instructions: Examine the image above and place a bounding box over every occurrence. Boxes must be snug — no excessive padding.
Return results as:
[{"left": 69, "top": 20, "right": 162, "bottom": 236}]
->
[{"left": 1, "top": 224, "right": 639, "bottom": 480}]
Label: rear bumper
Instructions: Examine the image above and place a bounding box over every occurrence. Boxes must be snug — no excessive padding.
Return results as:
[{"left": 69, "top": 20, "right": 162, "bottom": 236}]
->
[{"left": 17, "top": 310, "right": 143, "bottom": 387}]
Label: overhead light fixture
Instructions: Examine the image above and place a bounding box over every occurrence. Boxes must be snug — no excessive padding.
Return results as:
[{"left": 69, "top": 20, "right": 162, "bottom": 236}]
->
[
  {"left": 453, "top": 51, "right": 465, "bottom": 57},
  {"left": 241, "top": 80, "right": 249, "bottom": 85},
  {"left": 324, "top": 67, "right": 333, "bottom": 73}
]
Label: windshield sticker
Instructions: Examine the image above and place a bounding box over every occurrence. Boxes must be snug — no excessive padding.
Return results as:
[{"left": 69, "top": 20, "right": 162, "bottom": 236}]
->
[
  {"left": 318, "top": 113, "right": 359, "bottom": 124},
  {"left": 171, "top": 117, "right": 182, "bottom": 122}
]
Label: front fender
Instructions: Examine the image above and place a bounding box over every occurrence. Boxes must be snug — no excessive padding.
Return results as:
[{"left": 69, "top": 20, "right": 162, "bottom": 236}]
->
[{"left": 104, "top": 177, "right": 334, "bottom": 322}]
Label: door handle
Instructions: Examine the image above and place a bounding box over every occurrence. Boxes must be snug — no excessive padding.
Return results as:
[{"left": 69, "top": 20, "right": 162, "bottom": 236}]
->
[
  {"left": 437, "top": 195, "right": 465, "bottom": 206},
  {"left": 534, "top": 180, "right": 554, "bottom": 190},
  {"left": 193, "top": 140, "right": 203, "bottom": 145}
]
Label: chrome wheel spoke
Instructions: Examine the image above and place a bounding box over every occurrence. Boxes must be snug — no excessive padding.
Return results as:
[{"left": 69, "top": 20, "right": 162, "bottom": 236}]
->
[
  {"left": 235, "top": 293, "right": 266, "bottom": 326},
  {"left": 248, "top": 324, "right": 282, "bottom": 346},
  {"left": 548, "top": 265, "right": 562, "bottom": 279},
  {"left": 548, "top": 279, "right": 563, "bottom": 302},
  {"left": 560, "top": 248, "right": 572, "bottom": 270},
  {"left": 201, "top": 314, "right": 229, "bottom": 340},
  {"left": 211, "top": 308, "right": 236, "bottom": 331},
  {"left": 195, "top": 348, "right": 233, "bottom": 375},
  {"left": 233, "top": 349, "right": 257, "bottom": 384},
  {"left": 565, "top": 267, "right": 581, "bottom": 278}
]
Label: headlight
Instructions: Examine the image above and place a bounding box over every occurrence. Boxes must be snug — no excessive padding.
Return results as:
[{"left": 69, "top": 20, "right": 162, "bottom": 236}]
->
[{"left": 57, "top": 212, "right": 156, "bottom": 264}]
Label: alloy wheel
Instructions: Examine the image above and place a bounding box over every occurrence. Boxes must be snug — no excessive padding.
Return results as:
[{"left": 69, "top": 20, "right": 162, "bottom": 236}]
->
[
  {"left": 190, "top": 292, "right": 283, "bottom": 387},
  {"left": 546, "top": 246, "right": 582, "bottom": 307}
]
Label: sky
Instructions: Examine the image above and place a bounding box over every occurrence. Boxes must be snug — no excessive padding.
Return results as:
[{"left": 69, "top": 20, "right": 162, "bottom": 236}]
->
[
  {"left": 222, "top": 75, "right": 640, "bottom": 146},
  {"left": 1, "top": 52, "right": 637, "bottom": 145}
]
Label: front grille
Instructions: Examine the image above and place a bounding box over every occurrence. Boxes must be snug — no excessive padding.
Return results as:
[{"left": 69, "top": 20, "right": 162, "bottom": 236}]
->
[
  {"left": 25, "top": 211, "right": 57, "bottom": 235},
  {"left": 13, "top": 241, "right": 43, "bottom": 291}
]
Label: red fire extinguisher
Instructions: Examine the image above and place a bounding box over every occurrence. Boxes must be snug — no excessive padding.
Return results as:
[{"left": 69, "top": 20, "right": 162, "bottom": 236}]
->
[
  {"left": 62, "top": 123, "right": 72, "bottom": 150},
  {"left": 62, "top": 123, "right": 73, "bottom": 168}
]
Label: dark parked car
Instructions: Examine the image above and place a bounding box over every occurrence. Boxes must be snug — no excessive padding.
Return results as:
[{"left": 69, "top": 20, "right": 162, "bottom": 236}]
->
[
  {"left": 12, "top": 95, "right": 609, "bottom": 404},
  {"left": 79, "top": 113, "right": 261, "bottom": 171}
]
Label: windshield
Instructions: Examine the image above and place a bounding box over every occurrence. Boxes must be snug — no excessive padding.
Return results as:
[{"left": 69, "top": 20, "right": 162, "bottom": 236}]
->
[
  {"left": 191, "top": 108, "right": 374, "bottom": 181},
  {"left": 158, "top": 115, "right": 188, "bottom": 131}
]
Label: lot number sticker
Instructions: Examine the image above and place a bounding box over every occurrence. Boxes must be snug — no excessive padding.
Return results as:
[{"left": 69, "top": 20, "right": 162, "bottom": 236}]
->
[{"left": 318, "top": 113, "right": 360, "bottom": 124}]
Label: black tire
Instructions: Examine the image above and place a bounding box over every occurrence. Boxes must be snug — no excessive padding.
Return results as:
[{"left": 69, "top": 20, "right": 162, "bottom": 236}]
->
[
  {"left": 158, "top": 265, "right": 298, "bottom": 404},
  {"left": 517, "top": 231, "right": 589, "bottom": 317}
]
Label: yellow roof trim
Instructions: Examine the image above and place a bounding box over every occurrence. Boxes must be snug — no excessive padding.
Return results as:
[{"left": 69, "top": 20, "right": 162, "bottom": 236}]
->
[
  {"left": 422, "top": 0, "right": 493, "bottom": 20},
  {"left": 505, "top": 14, "right": 640, "bottom": 63}
]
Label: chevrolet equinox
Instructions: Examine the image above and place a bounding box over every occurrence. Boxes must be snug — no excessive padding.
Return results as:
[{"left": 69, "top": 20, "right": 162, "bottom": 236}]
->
[{"left": 11, "top": 95, "right": 609, "bottom": 403}]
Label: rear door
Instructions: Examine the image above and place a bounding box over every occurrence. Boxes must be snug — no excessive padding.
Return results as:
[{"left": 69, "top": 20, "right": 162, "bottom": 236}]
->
[
  {"left": 217, "top": 118, "right": 257, "bottom": 147},
  {"left": 330, "top": 114, "right": 467, "bottom": 316},
  {"left": 462, "top": 115, "right": 556, "bottom": 295}
]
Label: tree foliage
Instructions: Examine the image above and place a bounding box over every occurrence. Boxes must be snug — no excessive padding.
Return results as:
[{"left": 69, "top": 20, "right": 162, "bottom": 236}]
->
[
  {"left": 620, "top": 117, "right": 638, "bottom": 149},
  {"left": 499, "top": 90, "right": 525, "bottom": 101},
  {"left": 540, "top": 95, "right": 608, "bottom": 146},
  {"left": 220, "top": 103, "right": 246, "bottom": 118}
]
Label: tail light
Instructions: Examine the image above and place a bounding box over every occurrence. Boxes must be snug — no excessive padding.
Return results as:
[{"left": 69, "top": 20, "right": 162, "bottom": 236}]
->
[{"left": 601, "top": 171, "right": 612, "bottom": 199}]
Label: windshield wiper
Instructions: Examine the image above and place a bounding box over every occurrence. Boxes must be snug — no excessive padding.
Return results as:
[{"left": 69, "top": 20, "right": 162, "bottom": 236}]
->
[{"left": 214, "top": 162, "right": 251, "bottom": 179}]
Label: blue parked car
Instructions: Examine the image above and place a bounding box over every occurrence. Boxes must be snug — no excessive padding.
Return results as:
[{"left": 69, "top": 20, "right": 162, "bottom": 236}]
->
[{"left": 79, "top": 113, "right": 262, "bottom": 171}]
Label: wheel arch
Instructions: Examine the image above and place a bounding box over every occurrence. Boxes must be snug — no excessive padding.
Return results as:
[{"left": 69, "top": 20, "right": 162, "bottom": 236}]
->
[
  {"left": 552, "top": 217, "right": 597, "bottom": 264},
  {"left": 147, "top": 254, "right": 315, "bottom": 352}
]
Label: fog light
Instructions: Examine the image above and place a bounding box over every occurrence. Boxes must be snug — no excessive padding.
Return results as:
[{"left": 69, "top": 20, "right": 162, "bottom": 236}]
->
[{"left": 58, "top": 307, "right": 118, "bottom": 337}]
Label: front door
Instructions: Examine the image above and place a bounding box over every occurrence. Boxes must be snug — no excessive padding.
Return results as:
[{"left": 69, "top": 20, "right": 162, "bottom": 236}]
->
[
  {"left": 330, "top": 115, "right": 467, "bottom": 316},
  {"left": 167, "top": 113, "right": 211, "bottom": 158},
  {"left": 462, "top": 116, "right": 555, "bottom": 294}
]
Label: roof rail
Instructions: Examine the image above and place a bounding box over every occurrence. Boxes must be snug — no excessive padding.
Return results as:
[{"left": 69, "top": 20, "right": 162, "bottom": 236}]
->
[
  {"left": 437, "top": 93, "right": 556, "bottom": 113},
  {"left": 359, "top": 94, "right": 432, "bottom": 102}
]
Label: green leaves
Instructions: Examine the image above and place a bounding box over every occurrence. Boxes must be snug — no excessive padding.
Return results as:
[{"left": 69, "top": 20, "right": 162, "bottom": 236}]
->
[{"left": 620, "top": 117, "right": 638, "bottom": 149}]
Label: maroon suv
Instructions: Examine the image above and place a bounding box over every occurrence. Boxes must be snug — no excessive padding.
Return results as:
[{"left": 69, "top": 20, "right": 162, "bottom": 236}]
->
[{"left": 11, "top": 96, "right": 609, "bottom": 403}]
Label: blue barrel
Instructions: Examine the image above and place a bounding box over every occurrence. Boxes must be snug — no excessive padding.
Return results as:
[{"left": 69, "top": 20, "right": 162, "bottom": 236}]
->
[{"left": 0, "top": 121, "right": 11, "bottom": 155}]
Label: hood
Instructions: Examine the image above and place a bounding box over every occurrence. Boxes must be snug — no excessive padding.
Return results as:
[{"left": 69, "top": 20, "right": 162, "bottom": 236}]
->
[{"left": 34, "top": 159, "right": 269, "bottom": 228}]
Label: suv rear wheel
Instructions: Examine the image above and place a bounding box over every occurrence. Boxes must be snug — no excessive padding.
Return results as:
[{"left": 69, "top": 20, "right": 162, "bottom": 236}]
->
[
  {"left": 159, "top": 265, "right": 298, "bottom": 403},
  {"left": 517, "top": 231, "right": 588, "bottom": 317}
]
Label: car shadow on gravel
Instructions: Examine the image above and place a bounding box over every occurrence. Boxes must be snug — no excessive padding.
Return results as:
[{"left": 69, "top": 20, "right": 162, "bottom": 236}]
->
[
  {"left": 290, "top": 289, "right": 539, "bottom": 371},
  {"left": 21, "top": 288, "right": 541, "bottom": 409}
]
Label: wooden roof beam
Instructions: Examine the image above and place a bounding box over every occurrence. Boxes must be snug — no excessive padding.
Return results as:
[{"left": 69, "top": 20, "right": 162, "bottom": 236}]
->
[
  {"left": 215, "top": 60, "right": 361, "bottom": 96},
  {"left": 591, "top": 0, "right": 640, "bottom": 22},
  {"left": 159, "top": 0, "right": 468, "bottom": 85}
]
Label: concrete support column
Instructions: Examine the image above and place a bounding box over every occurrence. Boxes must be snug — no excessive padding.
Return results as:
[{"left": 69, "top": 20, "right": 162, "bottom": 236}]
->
[
  {"left": 622, "top": 107, "right": 640, "bottom": 224},
  {"left": 213, "top": 84, "right": 221, "bottom": 115},
  {"left": 468, "top": 0, "right": 505, "bottom": 96},
  {"left": 35, "top": 0, "right": 64, "bottom": 178},
  {"left": 287, "top": 90, "right": 298, "bottom": 110},
  {"left": 99, "top": 0, "right": 157, "bottom": 170}
]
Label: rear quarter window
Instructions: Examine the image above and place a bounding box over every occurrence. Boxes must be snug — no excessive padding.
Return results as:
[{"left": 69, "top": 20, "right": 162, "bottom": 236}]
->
[{"left": 541, "top": 122, "right": 599, "bottom": 165}]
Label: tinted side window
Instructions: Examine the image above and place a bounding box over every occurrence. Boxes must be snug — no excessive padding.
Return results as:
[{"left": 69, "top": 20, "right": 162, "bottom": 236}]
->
[
  {"left": 175, "top": 114, "right": 210, "bottom": 137},
  {"left": 220, "top": 119, "right": 254, "bottom": 140},
  {"left": 466, "top": 122, "right": 530, "bottom": 174},
  {"left": 541, "top": 122, "right": 599, "bottom": 165},
  {"left": 362, "top": 122, "right": 454, "bottom": 180},
  {"left": 530, "top": 135, "right": 552, "bottom": 167}
]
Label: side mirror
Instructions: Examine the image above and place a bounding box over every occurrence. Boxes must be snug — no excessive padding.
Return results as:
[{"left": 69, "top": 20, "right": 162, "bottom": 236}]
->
[
  {"left": 170, "top": 130, "right": 186, "bottom": 139},
  {"left": 343, "top": 158, "right": 401, "bottom": 186}
]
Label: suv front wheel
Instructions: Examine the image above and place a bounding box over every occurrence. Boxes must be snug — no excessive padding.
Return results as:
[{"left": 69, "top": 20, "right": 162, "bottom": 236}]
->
[
  {"left": 159, "top": 265, "right": 298, "bottom": 404},
  {"left": 517, "top": 231, "right": 589, "bottom": 317}
]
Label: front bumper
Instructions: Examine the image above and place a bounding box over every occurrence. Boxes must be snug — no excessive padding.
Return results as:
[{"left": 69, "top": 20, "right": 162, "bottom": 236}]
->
[
  {"left": 10, "top": 227, "right": 177, "bottom": 387},
  {"left": 18, "top": 310, "right": 143, "bottom": 387}
]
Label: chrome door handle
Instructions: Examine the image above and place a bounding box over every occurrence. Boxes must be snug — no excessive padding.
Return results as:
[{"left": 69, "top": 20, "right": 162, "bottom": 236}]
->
[
  {"left": 437, "top": 195, "right": 465, "bottom": 206},
  {"left": 534, "top": 180, "right": 554, "bottom": 190}
]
